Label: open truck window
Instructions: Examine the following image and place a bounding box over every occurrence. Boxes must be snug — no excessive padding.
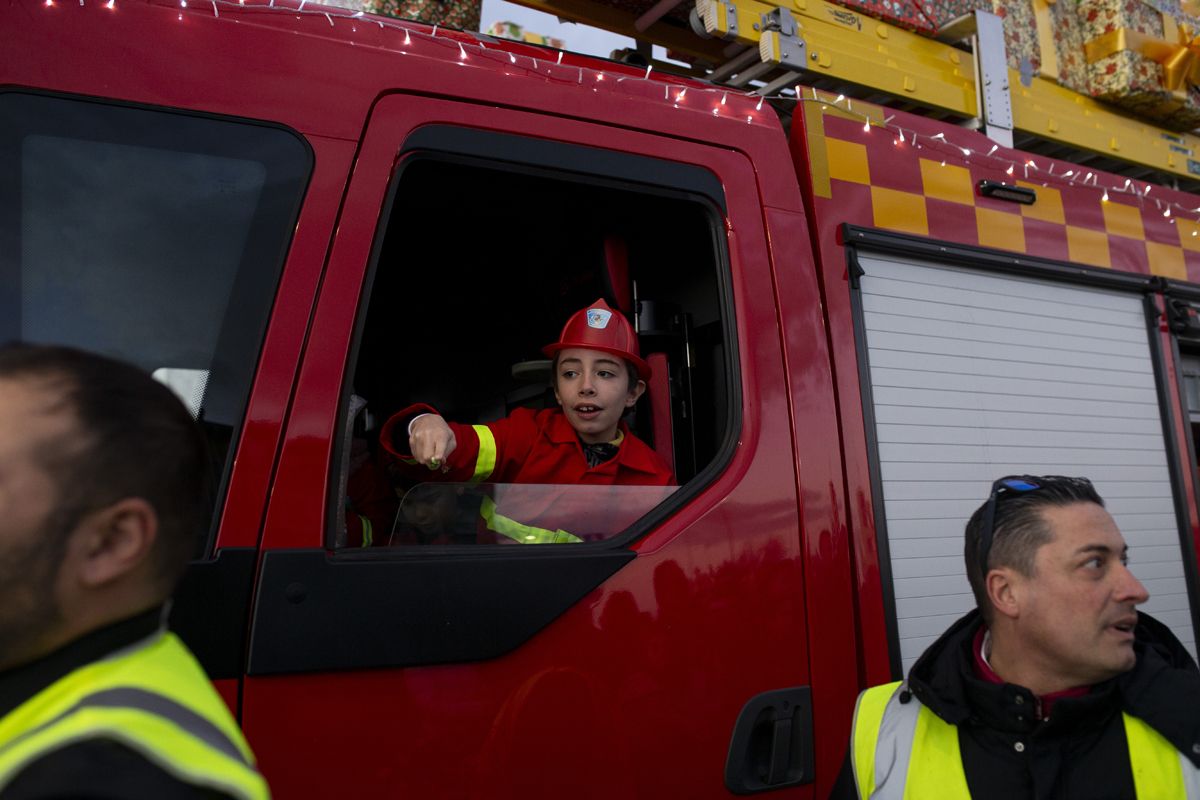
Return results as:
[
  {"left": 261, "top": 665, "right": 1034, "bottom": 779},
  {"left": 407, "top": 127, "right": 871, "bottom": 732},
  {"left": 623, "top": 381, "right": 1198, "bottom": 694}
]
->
[
  {"left": 334, "top": 148, "right": 731, "bottom": 548},
  {"left": 0, "top": 91, "right": 310, "bottom": 556}
]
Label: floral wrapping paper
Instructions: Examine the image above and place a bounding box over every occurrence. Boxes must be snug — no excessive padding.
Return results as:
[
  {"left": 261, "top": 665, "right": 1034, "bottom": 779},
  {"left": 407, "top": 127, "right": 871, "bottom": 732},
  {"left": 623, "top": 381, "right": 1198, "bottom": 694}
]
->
[
  {"left": 364, "top": 0, "right": 481, "bottom": 31},
  {"left": 922, "top": 0, "right": 993, "bottom": 24},
  {"left": 1069, "top": 0, "right": 1200, "bottom": 129},
  {"left": 992, "top": 0, "right": 1040, "bottom": 72},
  {"left": 925, "top": 0, "right": 1041, "bottom": 71},
  {"left": 486, "top": 21, "right": 567, "bottom": 49},
  {"left": 836, "top": 0, "right": 1200, "bottom": 129},
  {"left": 1049, "top": 0, "right": 1094, "bottom": 92},
  {"left": 834, "top": 0, "right": 1035, "bottom": 44},
  {"left": 827, "top": 1, "right": 940, "bottom": 34}
]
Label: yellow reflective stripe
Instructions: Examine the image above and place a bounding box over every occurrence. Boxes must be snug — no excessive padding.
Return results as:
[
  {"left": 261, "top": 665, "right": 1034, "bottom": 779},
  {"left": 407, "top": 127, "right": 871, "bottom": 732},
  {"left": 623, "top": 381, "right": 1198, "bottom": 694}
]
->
[
  {"left": 0, "top": 633, "right": 267, "bottom": 800},
  {"left": 0, "top": 706, "right": 268, "bottom": 800},
  {"left": 471, "top": 425, "right": 496, "bottom": 482},
  {"left": 851, "top": 682, "right": 900, "bottom": 797},
  {"left": 1124, "top": 712, "right": 1188, "bottom": 799},
  {"left": 359, "top": 516, "right": 373, "bottom": 548},
  {"left": 903, "top": 704, "right": 969, "bottom": 800},
  {"left": 852, "top": 682, "right": 970, "bottom": 800},
  {"left": 479, "top": 496, "right": 582, "bottom": 544},
  {"left": 855, "top": 689, "right": 1195, "bottom": 800}
]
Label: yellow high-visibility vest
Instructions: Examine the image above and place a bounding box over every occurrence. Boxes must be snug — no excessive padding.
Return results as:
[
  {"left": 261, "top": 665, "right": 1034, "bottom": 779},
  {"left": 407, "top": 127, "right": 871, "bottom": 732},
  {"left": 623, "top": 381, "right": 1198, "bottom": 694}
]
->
[
  {"left": 851, "top": 680, "right": 1200, "bottom": 799},
  {"left": 0, "top": 629, "right": 269, "bottom": 800},
  {"left": 479, "top": 495, "right": 583, "bottom": 544}
]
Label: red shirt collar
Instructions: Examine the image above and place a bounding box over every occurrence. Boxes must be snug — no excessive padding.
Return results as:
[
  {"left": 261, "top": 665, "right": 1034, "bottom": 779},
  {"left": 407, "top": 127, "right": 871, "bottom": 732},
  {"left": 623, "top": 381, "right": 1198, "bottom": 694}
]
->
[{"left": 971, "top": 626, "right": 1090, "bottom": 719}]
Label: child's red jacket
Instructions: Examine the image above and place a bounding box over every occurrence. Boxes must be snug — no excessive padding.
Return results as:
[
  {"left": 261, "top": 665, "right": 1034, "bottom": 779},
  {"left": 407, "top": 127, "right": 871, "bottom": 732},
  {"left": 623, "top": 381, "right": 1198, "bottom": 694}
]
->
[
  {"left": 380, "top": 403, "right": 674, "bottom": 486},
  {"left": 378, "top": 404, "right": 675, "bottom": 545}
]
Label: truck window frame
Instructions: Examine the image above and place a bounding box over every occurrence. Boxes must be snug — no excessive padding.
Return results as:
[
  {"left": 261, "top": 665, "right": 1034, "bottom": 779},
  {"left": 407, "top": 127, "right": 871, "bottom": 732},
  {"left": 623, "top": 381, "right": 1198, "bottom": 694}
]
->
[
  {"left": 327, "top": 125, "right": 742, "bottom": 555},
  {"left": 248, "top": 125, "right": 744, "bottom": 676},
  {"left": 0, "top": 87, "right": 312, "bottom": 560}
]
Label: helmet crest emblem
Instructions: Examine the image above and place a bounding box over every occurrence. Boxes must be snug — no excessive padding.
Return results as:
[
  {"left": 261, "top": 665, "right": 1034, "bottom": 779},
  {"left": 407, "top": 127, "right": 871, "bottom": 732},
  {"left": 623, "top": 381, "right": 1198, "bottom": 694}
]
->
[{"left": 586, "top": 309, "right": 613, "bottom": 329}]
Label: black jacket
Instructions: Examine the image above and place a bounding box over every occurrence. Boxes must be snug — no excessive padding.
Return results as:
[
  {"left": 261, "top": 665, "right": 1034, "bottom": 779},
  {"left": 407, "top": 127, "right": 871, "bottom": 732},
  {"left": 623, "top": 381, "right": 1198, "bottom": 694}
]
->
[
  {"left": 0, "top": 609, "right": 232, "bottom": 800},
  {"left": 831, "top": 610, "right": 1200, "bottom": 799}
]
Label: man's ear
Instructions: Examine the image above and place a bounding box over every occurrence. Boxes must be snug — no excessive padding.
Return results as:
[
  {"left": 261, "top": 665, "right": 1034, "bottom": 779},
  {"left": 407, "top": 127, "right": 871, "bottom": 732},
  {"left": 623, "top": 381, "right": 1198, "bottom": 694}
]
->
[
  {"left": 625, "top": 379, "right": 646, "bottom": 407},
  {"left": 987, "top": 567, "right": 1022, "bottom": 621},
  {"left": 70, "top": 498, "right": 159, "bottom": 589}
]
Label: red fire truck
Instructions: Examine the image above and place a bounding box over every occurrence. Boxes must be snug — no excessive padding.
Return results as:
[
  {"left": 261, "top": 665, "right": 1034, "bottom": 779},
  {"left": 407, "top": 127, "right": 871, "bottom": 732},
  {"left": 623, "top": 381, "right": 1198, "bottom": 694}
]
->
[{"left": 4, "top": 0, "right": 1200, "bottom": 796}]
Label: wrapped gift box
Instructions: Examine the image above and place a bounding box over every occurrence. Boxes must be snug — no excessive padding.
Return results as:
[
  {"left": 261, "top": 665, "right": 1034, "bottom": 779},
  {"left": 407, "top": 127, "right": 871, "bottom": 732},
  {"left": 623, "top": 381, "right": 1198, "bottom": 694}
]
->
[
  {"left": 486, "top": 21, "right": 566, "bottom": 49},
  {"left": 1066, "top": 0, "right": 1200, "bottom": 130},
  {"left": 994, "top": 0, "right": 1041, "bottom": 74},
  {"left": 923, "top": 0, "right": 994, "bottom": 25},
  {"left": 837, "top": 0, "right": 1200, "bottom": 129},
  {"left": 826, "top": 1, "right": 941, "bottom": 35},
  {"left": 834, "top": 0, "right": 1031, "bottom": 46},
  {"left": 961, "top": 0, "right": 1200, "bottom": 130},
  {"left": 365, "top": 0, "right": 481, "bottom": 32},
  {"left": 932, "top": 0, "right": 1042, "bottom": 73}
]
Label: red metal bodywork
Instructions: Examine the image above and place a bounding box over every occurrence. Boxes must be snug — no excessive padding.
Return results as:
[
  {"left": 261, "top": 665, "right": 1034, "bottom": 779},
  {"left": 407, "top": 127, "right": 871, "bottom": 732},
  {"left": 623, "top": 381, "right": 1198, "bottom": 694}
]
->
[
  {"left": 3, "top": 1, "right": 850, "bottom": 795},
  {"left": 6, "top": 0, "right": 1200, "bottom": 796},
  {"left": 250, "top": 88, "right": 844, "bottom": 796}
]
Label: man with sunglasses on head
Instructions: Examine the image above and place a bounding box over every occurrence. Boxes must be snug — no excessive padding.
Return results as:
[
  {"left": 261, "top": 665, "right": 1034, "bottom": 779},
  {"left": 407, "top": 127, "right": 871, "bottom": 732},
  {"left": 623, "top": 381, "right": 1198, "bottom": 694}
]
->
[{"left": 834, "top": 475, "right": 1200, "bottom": 799}]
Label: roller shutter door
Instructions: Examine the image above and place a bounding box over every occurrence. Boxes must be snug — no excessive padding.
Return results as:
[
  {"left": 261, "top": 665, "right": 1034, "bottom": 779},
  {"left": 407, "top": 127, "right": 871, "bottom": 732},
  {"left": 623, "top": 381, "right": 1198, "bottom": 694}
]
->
[{"left": 857, "top": 251, "right": 1198, "bottom": 673}]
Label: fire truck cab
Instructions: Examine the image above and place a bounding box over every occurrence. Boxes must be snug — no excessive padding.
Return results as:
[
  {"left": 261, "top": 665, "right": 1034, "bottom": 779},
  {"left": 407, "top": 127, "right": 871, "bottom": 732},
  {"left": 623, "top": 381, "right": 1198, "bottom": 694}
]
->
[{"left": 4, "top": 1, "right": 1200, "bottom": 797}]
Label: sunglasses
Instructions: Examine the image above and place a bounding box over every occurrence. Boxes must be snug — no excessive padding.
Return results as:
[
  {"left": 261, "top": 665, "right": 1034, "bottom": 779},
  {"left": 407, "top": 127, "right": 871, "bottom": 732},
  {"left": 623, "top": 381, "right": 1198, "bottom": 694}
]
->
[{"left": 976, "top": 475, "right": 1095, "bottom": 577}]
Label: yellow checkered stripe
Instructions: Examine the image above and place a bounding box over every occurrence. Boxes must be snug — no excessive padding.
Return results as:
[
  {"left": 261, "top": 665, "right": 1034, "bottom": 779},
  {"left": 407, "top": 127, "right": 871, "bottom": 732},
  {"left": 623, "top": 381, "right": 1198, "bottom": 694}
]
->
[{"left": 822, "top": 133, "right": 1199, "bottom": 281}]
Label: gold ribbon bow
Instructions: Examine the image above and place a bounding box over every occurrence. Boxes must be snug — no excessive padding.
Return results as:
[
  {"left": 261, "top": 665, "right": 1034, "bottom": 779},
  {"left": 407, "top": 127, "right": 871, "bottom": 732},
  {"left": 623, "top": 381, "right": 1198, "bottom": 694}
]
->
[{"left": 1085, "top": 22, "right": 1200, "bottom": 94}]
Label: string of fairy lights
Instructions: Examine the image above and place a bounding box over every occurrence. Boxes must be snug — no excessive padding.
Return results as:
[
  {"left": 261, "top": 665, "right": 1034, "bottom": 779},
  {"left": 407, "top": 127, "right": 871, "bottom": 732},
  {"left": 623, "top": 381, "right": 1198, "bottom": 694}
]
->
[
  {"left": 809, "top": 89, "right": 1200, "bottom": 233},
  {"left": 41, "top": 0, "right": 1200, "bottom": 231},
  {"left": 42, "top": 0, "right": 776, "bottom": 123}
]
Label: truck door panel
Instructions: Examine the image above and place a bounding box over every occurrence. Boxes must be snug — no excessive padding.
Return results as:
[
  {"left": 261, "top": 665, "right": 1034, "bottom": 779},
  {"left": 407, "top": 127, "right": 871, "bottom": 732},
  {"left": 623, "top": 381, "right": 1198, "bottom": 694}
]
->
[
  {"left": 762, "top": 206, "right": 860, "bottom": 785},
  {"left": 243, "top": 95, "right": 815, "bottom": 798}
]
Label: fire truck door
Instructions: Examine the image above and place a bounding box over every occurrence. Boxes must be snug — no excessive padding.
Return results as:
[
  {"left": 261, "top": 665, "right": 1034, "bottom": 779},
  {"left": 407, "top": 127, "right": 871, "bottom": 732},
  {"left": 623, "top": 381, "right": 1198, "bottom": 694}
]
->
[{"left": 239, "top": 94, "right": 818, "bottom": 799}]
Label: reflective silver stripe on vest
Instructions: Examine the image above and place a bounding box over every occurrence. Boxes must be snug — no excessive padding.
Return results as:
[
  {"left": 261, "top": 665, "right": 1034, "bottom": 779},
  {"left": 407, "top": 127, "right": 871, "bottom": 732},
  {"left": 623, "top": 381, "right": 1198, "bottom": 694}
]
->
[
  {"left": 1182, "top": 751, "right": 1200, "bottom": 798},
  {"left": 0, "top": 687, "right": 251, "bottom": 767},
  {"left": 859, "top": 689, "right": 1200, "bottom": 800},
  {"left": 866, "top": 684, "right": 922, "bottom": 800}
]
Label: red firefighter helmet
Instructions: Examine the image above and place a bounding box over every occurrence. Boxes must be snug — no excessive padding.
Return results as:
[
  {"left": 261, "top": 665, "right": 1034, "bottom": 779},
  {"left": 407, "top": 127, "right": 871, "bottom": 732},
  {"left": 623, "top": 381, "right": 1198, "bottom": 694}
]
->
[{"left": 543, "top": 298, "right": 651, "bottom": 380}]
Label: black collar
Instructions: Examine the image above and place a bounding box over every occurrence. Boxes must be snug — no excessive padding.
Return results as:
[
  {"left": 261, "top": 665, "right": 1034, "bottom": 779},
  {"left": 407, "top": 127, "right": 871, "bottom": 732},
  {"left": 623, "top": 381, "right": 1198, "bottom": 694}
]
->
[
  {"left": 0, "top": 606, "right": 164, "bottom": 718},
  {"left": 908, "top": 609, "right": 1200, "bottom": 761},
  {"left": 909, "top": 610, "right": 1118, "bottom": 733}
]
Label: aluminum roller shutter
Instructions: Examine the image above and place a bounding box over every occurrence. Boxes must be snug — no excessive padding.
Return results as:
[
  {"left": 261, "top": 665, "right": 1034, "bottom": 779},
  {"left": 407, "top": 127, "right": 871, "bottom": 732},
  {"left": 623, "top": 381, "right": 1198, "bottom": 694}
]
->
[{"left": 857, "top": 251, "right": 1198, "bottom": 674}]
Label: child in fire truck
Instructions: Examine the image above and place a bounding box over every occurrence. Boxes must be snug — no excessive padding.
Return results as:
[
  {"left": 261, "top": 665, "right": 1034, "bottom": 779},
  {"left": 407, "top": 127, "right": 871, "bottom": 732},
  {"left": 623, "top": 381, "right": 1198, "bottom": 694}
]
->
[{"left": 374, "top": 298, "right": 675, "bottom": 544}]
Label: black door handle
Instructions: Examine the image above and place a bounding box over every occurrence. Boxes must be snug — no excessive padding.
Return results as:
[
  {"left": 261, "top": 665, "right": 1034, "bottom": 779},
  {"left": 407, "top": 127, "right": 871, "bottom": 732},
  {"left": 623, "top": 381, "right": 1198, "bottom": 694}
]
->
[
  {"left": 725, "top": 686, "right": 814, "bottom": 794},
  {"left": 768, "top": 716, "right": 793, "bottom": 785}
]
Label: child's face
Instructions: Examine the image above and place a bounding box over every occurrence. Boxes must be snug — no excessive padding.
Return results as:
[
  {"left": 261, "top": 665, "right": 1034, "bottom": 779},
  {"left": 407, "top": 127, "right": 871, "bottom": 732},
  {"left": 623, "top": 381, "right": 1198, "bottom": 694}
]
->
[{"left": 553, "top": 348, "right": 645, "bottom": 444}]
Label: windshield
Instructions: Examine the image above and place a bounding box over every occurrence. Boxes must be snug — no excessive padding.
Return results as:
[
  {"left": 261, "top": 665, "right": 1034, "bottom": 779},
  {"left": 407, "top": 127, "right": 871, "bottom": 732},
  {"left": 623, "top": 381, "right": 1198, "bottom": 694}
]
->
[{"left": 0, "top": 91, "right": 310, "bottom": 554}]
